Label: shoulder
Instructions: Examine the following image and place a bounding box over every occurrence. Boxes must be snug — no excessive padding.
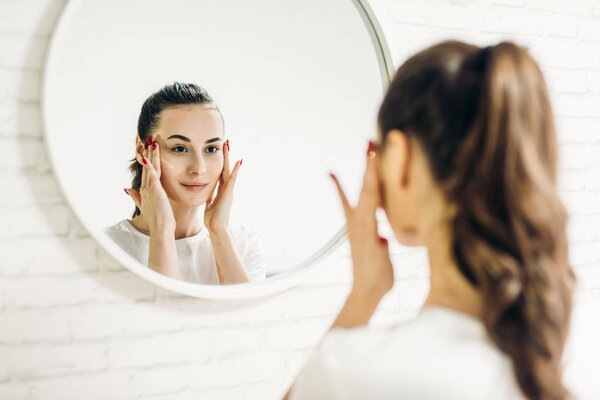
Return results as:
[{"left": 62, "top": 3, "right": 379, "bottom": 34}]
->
[
  {"left": 104, "top": 219, "right": 146, "bottom": 243},
  {"left": 103, "top": 219, "right": 133, "bottom": 237},
  {"left": 226, "top": 223, "right": 264, "bottom": 248},
  {"left": 290, "top": 308, "right": 524, "bottom": 400},
  {"left": 226, "top": 223, "right": 260, "bottom": 238}
]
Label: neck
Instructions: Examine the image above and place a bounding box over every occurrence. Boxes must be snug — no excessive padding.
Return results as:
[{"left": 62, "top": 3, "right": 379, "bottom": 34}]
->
[
  {"left": 419, "top": 208, "right": 484, "bottom": 320},
  {"left": 130, "top": 200, "right": 204, "bottom": 240}
]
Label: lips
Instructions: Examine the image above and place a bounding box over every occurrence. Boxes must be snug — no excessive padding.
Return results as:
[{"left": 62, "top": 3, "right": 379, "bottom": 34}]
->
[
  {"left": 181, "top": 182, "right": 209, "bottom": 186},
  {"left": 181, "top": 182, "right": 209, "bottom": 192}
]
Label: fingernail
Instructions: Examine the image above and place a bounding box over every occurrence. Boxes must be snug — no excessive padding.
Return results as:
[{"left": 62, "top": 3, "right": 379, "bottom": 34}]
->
[
  {"left": 142, "top": 157, "right": 147, "bottom": 165},
  {"left": 226, "top": 140, "right": 230, "bottom": 151},
  {"left": 367, "top": 140, "right": 376, "bottom": 156},
  {"left": 240, "top": 158, "right": 243, "bottom": 166},
  {"left": 152, "top": 142, "right": 157, "bottom": 150},
  {"left": 144, "top": 137, "right": 151, "bottom": 149},
  {"left": 123, "top": 188, "right": 129, "bottom": 196},
  {"left": 378, "top": 236, "right": 388, "bottom": 245}
]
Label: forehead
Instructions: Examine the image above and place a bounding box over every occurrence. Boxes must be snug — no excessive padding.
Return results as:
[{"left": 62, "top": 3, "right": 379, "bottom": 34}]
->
[{"left": 157, "top": 105, "right": 223, "bottom": 140}]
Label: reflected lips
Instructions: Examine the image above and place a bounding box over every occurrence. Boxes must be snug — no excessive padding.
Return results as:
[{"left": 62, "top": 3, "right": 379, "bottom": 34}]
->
[{"left": 181, "top": 182, "right": 209, "bottom": 192}]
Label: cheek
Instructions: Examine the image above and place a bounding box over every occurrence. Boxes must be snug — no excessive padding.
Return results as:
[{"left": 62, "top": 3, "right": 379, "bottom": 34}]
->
[
  {"left": 210, "top": 156, "right": 224, "bottom": 176},
  {"left": 159, "top": 156, "right": 178, "bottom": 176},
  {"left": 158, "top": 159, "right": 181, "bottom": 193}
]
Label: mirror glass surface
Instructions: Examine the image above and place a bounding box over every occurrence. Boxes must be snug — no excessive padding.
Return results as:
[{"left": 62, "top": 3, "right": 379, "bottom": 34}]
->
[{"left": 43, "top": 0, "right": 389, "bottom": 294}]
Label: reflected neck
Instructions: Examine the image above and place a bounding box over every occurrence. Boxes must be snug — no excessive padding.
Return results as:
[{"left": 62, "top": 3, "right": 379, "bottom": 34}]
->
[{"left": 129, "top": 211, "right": 204, "bottom": 240}]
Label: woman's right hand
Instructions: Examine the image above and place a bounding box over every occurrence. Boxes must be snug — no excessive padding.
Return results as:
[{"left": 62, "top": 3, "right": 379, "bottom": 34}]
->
[
  {"left": 330, "top": 141, "right": 394, "bottom": 300},
  {"left": 124, "top": 136, "right": 176, "bottom": 234}
]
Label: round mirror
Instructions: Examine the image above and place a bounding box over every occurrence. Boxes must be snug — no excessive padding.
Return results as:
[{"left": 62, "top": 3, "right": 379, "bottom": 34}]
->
[{"left": 43, "top": 0, "right": 393, "bottom": 298}]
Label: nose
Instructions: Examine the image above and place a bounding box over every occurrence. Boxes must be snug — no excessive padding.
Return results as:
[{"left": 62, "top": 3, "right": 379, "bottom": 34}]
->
[{"left": 189, "top": 153, "right": 207, "bottom": 176}]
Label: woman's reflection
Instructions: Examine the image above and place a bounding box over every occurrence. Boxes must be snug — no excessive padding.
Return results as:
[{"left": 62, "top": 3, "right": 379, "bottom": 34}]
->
[{"left": 105, "top": 82, "right": 266, "bottom": 284}]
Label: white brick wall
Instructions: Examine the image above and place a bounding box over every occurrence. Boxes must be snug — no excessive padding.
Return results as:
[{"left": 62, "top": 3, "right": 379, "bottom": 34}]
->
[{"left": 0, "top": 0, "right": 598, "bottom": 399}]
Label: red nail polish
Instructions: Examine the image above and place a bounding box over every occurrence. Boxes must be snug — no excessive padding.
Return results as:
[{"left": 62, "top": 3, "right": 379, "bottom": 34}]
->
[
  {"left": 367, "top": 140, "right": 376, "bottom": 156},
  {"left": 152, "top": 142, "right": 157, "bottom": 150},
  {"left": 124, "top": 188, "right": 129, "bottom": 195},
  {"left": 378, "top": 236, "right": 387, "bottom": 245},
  {"left": 226, "top": 140, "right": 230, "bottom": 151},
  {"left": 142, "top": 157, "right": 147, "bottom": 165},
  {"left": 240, "top": 159, "right": 243, "bottom": 166},
  {"left": 144, "top": 137, "right": 151, "bottom": 149}
]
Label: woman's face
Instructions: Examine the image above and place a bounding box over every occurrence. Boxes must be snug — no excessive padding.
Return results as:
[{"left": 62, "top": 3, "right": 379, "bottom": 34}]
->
[{"left": 145, "top": 104, "right": 224, "bottom": 207}]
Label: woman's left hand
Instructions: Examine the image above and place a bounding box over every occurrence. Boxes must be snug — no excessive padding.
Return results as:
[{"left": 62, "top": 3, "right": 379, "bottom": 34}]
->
[{"left": 204, "top": 139, "right": 242, "bottom": 234}]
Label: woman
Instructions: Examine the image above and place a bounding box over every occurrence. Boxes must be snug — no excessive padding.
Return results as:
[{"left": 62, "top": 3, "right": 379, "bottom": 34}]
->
[
  {"left": 285, "top": 41, "right": 575, "bottom": 399},
  {"left": 105, "top": 82, "right": 266, "bottom": 284}
]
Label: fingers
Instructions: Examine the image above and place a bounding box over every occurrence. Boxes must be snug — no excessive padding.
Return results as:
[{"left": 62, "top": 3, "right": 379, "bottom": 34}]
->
[
  {"left": 210, "top": 159, "right": 242, "bottom": 206},
  {"left": 152, "top": 136, "right": 161, "bottom": 176},
  {"left": 378, "top": 236, "right": 388, "bottom": 247},
  {"left": 146, "top": 136, "right": 160, "bottom": 177},
  {"left": 141, "top": 145, "right": 159, "bottom": 185},
  {"left": 357, "top": 141, "right": 381, "bottom": 212},
  {"left": 222, "top": 139, "right": 231, "bottom": 179},
  {"left": 211, "top": 175, "right": 224, "bottom": 204},
  {"left": 219, "top": 159, "right": 242, "bottom": 195},
  {"left": 206, "top": 191, "right": 215, "bottom": 207},
  {"left": 329, "top": 172, "right": 351, "bottom": 219},
  {"left": 141, "top": 149, "right": 147, "bottom": 189},
  {"left": 227, "top": 159, "right": 241, "bottom": 189}
]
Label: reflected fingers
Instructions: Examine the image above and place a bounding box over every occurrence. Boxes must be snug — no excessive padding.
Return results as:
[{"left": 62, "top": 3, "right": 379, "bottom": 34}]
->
[{"left": 222, "top": 139, "right": 231, "bottom": 179}]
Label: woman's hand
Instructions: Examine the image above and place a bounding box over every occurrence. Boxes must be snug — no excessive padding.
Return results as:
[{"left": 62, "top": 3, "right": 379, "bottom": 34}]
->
[
  {"left": 125, "top": 136, "right": 176, "bottom": 234},
  {"left": 204, "top": 139, "right": 242, "bottom": 234},
  {"left": 330, "top": 141, "right": 394, "bottom": 301}
]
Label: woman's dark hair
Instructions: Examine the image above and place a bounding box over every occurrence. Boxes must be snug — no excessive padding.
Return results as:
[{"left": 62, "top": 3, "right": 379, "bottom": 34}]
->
[
  {"left": 129, "top": 82, "right": 223, "bottom": 218},
  {"left": 378, "top": 41, "right": 575, "bottom": 399}
]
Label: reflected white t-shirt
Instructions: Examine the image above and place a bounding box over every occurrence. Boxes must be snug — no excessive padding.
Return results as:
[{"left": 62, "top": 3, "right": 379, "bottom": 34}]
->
[
  {"left": 289, "top": 306, "right": 526, "bottom": 400},
  {"left": 104, "top": 219, "right": 266, "bottom": 284}
]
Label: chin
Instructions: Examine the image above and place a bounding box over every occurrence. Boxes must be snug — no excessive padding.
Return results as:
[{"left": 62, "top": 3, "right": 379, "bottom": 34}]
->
[{"left": 169, "top": 191, "right": 209, "bottom": 208}]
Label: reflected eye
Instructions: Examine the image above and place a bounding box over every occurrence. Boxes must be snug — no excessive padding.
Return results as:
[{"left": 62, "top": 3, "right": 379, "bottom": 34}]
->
[
  {"left": 205, "top": 146, "right": 220, "bottom": 154},
  {"left": 171, "top": 146, "right": 187, "bottom": 153}
]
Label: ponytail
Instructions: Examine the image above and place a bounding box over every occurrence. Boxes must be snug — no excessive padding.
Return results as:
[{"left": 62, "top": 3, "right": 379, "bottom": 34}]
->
[{"left": 378, "top": 41, "right": 575, "bottom": 400}]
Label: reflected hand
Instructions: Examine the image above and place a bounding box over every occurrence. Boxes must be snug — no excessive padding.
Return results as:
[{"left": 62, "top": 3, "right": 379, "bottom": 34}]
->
[
  {"left": 125, "top": 136, "right": 176, "bottom": 234},
  {"left": 330, "top": 141, "right": 394, "bottom": 299},
  {"left": 204, "top": 139, "right": 242, "bottom": 234}
]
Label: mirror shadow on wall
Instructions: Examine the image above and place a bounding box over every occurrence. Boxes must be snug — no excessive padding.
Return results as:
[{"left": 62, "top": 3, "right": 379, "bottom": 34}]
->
[{"left": 43, "top": 0, "right": 392, "bottom": 293}]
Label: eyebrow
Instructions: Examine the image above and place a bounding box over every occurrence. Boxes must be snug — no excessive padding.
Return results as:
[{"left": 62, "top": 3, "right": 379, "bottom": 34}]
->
[{"left": 166, "top": 134, "right": 222, "bottom": 144}]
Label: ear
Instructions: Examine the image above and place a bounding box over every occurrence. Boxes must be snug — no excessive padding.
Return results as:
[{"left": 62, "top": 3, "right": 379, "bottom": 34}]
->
[
  {"left": 383, "top": 129, "right": 411, "bottom": 189},
  {"left": 135, "top": 135, "right": 145, "bottom": 165}
]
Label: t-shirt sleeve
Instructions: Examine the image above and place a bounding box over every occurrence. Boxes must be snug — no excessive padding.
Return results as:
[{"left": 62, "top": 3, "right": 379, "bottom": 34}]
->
[{"left": 235, "top": 224, "right": 266, "bottom": 282}]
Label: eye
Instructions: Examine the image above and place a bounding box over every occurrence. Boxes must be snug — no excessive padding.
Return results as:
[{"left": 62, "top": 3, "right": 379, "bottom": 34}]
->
[
  {"left": 205, "top": 146, "right": 220, "bottom": 153},
  {"left": 171, "top": 146, "right": 187, "bottom": 153}
]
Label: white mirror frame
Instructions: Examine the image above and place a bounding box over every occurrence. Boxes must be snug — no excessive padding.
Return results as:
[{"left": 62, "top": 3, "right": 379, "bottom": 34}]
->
[{"left": 42, "top": 0, "right": 394, "bottom": 300}]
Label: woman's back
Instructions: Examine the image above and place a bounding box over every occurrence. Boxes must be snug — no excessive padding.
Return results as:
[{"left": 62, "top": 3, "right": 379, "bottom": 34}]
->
[
  {"left": 290, "top": 307, "right": 526, "bottom": 400},
  {"left": 285, "top": 40, "right": 574, "bottom": 400}
]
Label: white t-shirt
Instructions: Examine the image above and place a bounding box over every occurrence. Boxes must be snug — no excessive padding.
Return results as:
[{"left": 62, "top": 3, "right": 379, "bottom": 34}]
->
[
  {"left": 104, "top": 219, "right": 266, "bottom": 284},
  {"left": 289, "top": 306, "right": 526, "bottom": 400}
]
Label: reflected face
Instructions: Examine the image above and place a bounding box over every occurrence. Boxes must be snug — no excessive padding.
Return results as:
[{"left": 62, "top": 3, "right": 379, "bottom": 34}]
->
[{"left": 152, "top": 105, "right": 224, "bottom": 207}]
